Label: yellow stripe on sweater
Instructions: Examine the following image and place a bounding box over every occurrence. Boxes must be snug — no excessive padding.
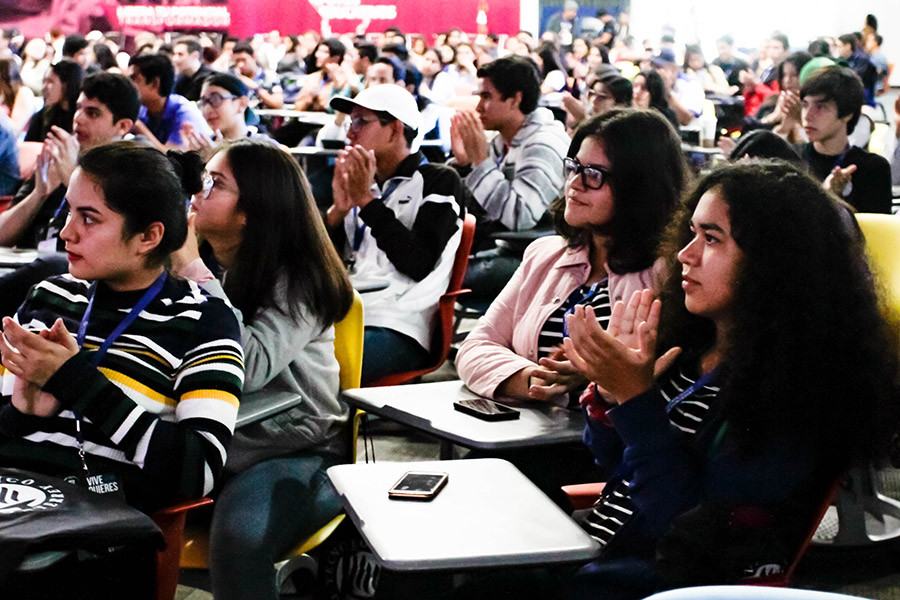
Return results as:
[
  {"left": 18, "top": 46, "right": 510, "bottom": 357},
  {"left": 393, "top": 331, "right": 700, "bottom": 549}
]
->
[
  {"left": 181, "top": 389, "right": 240, "bottom": 409},
  {"left": 98, "top": 367, "right": 177, "bottom": 407}
]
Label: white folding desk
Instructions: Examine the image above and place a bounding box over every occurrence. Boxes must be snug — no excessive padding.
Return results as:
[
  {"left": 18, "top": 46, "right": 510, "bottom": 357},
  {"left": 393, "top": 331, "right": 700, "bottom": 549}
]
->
[
  {"left": 341, "top": 380, "right": 585, "bottom": 459},
  {"left": 256, "top": 109, "right": 332, "bottom": 126},
  {"left": 328, "top": 458, "right": 600, "bottom": 571}
]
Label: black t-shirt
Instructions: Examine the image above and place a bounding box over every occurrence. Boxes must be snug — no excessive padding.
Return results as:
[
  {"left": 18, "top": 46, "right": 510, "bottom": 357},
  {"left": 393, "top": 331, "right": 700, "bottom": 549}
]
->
[
  {"left": 712, "top": 57, "right": 749, "bottom": 88},
  {"left": 173, "top": 64, "right": 216, "bottom": 102},
  {"left": 798, "top": 143, "right": 892, "bottom": 214},
  {"left": 10, "top": 175, "right": 67, "bottom": 249}
]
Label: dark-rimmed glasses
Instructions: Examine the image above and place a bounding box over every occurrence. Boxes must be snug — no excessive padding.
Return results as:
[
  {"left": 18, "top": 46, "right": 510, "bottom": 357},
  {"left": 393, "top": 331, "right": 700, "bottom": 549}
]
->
[
  {"left": 563, "top": 157, "right": 612, "bottom": 190},
  {"left": 197, "top": 92, "right": 238, "bottom": 109}
]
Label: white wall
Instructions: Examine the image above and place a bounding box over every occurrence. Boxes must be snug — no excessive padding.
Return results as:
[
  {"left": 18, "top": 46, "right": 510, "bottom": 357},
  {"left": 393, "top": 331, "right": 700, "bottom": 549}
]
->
[{"left": 628, "top": 0, "right": 900, "bottom": 85}]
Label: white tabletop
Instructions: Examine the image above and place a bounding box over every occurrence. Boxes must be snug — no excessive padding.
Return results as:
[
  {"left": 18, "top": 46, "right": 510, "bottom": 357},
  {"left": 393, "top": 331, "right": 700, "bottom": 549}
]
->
[
  {"left": 256, "top": 109, "right": 332, "bottom": 125},
  {"left": 328, "top": 458, "right": 600, "bottom": 571},
  {"left": 341, "top": 380, "right": 585, "bottom": 452}
]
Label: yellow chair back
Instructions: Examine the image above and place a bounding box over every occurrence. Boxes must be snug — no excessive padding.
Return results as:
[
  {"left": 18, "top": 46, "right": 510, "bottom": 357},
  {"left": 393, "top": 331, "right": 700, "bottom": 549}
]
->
[
  {"left": 855, "top": 213, "right": 900, "bottom": 320},
  {"left": 180, "top": 291, "right": 365, "bottom": 571},
  {"left": 334, "top": 290, "right": 364, "bottom": 392}
]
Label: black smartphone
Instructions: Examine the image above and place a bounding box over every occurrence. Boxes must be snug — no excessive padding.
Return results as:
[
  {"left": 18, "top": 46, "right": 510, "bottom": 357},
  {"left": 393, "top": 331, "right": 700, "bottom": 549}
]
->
[
  {"left": 387, "top": 471, "right": 449, "bottom": 501},
  {"left": 453, "top": 398, "right": 520, "bottom": 421}
]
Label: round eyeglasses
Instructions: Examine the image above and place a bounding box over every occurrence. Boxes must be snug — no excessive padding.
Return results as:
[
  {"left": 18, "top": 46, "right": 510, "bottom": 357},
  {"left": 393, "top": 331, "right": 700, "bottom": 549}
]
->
[
  {"left": 563, "top": 157, "right": 612, "bottom": 190},
  {"left": 197, "top": 92, "right": 238, "bottom": 109}
]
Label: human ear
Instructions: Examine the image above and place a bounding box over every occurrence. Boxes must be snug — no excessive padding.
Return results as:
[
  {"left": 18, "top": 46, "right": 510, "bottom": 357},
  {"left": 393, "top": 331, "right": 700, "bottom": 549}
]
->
[
  {"left": 136, "top": 222, "right": 165, "bottom": 257},
  {"left": 114, "top": 118, "right": 135, "bottom": 138},
  {"left": 511, "top": 90, "right": 523, "bottom": 111}
]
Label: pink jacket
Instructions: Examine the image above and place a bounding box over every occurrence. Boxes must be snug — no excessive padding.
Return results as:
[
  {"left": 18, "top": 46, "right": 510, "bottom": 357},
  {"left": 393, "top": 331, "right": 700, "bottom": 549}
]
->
[{"left": 456, "top": 236, "right": 659, "bottom": 399}]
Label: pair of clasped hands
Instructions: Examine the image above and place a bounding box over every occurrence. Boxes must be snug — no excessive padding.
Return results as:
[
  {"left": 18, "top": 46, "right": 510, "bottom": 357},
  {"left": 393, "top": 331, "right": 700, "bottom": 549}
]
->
[
  {"left": 331, "top": 145, "right": 379, "bottom": 218},
  {"left": 528, "top": 290, "right": 681, "bottom": 407},
  {"left": 0, "top": 317, "right": 78, "bottom": 417},
  {"left": 35, "top": 126, "right": 79, "bottom": 196}
]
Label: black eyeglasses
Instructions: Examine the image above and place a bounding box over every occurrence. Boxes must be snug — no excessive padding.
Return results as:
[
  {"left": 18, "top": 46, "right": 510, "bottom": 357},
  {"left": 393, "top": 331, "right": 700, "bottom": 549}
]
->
[
  {"left": 197, "top": 92, "right": 238, "bottom": 109},
  {"left": 563, "top": 157, "right": 611, "bottom": 190}
]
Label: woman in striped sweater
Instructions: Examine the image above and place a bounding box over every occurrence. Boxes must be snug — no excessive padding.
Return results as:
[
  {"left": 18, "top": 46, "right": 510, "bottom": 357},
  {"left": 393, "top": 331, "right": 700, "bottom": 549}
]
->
[{"left": 0, "top": 141, "right": 245, "bottom": 514}]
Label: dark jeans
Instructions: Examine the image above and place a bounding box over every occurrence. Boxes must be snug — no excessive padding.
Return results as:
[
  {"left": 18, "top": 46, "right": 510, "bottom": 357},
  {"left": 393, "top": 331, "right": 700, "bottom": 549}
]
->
[
  {"left": 463, "top": 442, "right": 600, "bottom": 510},
  {"left": 209, "top": 449, "right": 345, "bottom": 600},
  {"left": 460, "top": 246, "right": 523, "bottom": 312},
  {"left": 0, "top": 255, "right": 69, "bottom": 318},
  {"left": 361, "top": 326, "right": 431, "bottom": 385}
]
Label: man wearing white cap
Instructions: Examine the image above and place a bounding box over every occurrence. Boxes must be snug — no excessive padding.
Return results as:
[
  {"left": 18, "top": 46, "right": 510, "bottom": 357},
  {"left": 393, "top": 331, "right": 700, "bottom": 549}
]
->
[{"left": 327, "top": 85, "right": 466, "bottom": 384}]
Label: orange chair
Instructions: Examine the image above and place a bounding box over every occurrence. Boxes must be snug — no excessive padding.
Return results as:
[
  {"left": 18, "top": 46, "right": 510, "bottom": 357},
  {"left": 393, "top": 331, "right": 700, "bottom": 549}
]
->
[
  {"left": 562, "top": 478, "right": 842, "bottom": 588},
  {"left": 150, "top": 497, "right": 214, "bottom": 600},
  {"left": 367, "top": 212, "right": 476, "bottom": 387}
]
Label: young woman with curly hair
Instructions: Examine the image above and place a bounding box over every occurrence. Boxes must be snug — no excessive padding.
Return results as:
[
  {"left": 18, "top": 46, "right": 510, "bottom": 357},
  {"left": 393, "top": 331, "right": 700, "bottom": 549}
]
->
[{"left": 563, "top": 160, "right": 899, "bottom": 598}]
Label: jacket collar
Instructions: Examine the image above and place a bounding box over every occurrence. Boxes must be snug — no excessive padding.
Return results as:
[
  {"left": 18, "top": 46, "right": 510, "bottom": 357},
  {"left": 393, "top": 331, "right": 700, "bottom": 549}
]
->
[{"left": 387, "top": 151, "right": 426, "bottom": 181}]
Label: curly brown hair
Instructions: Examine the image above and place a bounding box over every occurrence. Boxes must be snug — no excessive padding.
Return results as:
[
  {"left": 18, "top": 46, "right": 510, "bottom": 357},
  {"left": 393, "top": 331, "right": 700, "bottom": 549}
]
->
[{"left": 656, "top": 160, "right": 899, "bottom": 461}]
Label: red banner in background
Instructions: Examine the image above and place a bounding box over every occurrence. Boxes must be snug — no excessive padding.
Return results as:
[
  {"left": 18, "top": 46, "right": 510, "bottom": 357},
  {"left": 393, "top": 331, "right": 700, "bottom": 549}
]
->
[
  {"left": 2, "top": 0, "right": 519, "bottom": 44},
  {"left": 227, "top": 0, "right": 519, "bottom": 41}
]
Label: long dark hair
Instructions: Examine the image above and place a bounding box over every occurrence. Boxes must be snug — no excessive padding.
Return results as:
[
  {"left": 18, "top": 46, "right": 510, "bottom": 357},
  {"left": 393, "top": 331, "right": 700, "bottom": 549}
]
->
[
  {"left": 657, "top": 160, "right": 899, "bottom": 461},
  {"left": 0, "top": 58, "right": 20, "bottom": 113},
  {"left": 210, "top": 139, "right": 352, "bottom": 327},
  {"left": 553, "top": 108, "right": 687, "bottom": 274},
  {"left": 638, "top": 69, "right": 669, "bottom": 111},
  {"left": 51, "top": 58, "right": 83, "bottom": 112}
]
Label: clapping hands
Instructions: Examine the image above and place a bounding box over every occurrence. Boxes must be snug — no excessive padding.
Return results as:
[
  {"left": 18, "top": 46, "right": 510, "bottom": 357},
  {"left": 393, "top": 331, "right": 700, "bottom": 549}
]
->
[
  {"left": 0, "top": 318, "right": 79, "bottom": 416},
  {"left": 563, "top": 290, "right": 681, "bottom": 405},
  {"left": 450, "top": 110, "right": 488, "bottom": 167}
]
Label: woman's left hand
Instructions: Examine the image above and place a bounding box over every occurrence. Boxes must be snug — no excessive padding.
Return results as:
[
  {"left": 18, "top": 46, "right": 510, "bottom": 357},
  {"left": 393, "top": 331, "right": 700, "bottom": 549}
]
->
[
  {"left": 0, "top": 317, "right": 79, "bottom": 388},
  {"left": 11, "top": 375, "right": 60, "bottom": 417},
  {"left": 530, "top": 352, "right": 587, "bottom": 401}
]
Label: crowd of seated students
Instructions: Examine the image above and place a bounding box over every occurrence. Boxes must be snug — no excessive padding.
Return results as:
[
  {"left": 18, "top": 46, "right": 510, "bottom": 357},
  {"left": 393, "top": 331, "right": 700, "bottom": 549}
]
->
[{"left": 0, "top": 12, "right": 898, "bottom": 599}]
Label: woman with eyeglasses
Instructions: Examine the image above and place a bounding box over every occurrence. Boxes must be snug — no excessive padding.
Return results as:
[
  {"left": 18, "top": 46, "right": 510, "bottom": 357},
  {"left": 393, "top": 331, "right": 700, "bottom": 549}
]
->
[
  {"left": 455, "top": 108, "right": 686, "bottom": 504},
  {"left": 180, "top": 73, "right": 273, "bottom": 160},
  {"left": 171, "top": 139, "right": 354, "bottom": 600}
]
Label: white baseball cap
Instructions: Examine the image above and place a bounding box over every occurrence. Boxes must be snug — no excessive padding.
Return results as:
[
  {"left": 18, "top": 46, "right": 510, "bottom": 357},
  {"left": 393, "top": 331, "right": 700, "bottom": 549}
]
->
[{"left": 331, "top": 84, "right": 423, "bottom": 135}]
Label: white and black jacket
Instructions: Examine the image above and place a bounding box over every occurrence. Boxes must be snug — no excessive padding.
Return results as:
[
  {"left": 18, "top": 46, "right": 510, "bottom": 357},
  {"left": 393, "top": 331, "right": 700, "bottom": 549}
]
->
[{"left": 336, "top": 151, "right": 465, "bottom": 351}]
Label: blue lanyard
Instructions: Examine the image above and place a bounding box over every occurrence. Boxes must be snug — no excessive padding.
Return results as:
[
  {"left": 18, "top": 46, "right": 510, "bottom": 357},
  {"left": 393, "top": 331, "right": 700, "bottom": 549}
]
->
[
  {"left": 665, "top": 366, "right": 719, "bottom": 414},
  {"left": 76, "top": 271, "right": 167, "bottom": 366},
  {"left": 805, "top": 143, "right": 850, "bottom": 172},
  {"left": 352, "top": 179, "right": 402, "bottom": 253},
  {"left": 561, "top": 281, "right": 606, "bottom": 338},
  {"left": 52, "top": 197, "right": 69, "bottom": 222}
]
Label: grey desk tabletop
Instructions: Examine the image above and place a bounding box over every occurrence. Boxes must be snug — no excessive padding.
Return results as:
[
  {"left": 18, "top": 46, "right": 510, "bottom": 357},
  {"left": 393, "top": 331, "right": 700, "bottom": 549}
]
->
[{"left": 328, "top": 458, "right": 600, "bottom": 571}]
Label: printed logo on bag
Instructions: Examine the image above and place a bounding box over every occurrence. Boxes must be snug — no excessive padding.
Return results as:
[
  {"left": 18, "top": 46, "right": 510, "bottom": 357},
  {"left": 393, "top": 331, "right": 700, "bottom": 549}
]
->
[
  {"left": 0, "top": 476, "right": 65, "bottom": 514},
  {"left": 321, "top": 535, "right": 380, "bottom": 599}
]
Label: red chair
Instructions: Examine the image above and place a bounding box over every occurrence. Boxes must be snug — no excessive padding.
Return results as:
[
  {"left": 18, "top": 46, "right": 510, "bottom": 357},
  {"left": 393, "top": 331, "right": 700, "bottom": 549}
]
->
[
  {"left": 562, "top": 478, "right": 842, "bottom": 588},
  {"left": 367, "top": 212, "right": 476, "bottom": 387},
  {"left": 150, "top": 497, "right": 214, "bottom": 600}
]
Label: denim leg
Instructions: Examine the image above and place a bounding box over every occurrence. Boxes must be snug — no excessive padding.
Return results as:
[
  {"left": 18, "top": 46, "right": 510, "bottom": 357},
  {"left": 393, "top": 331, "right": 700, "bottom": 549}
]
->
[
  {"left": 460, "top": 246, "right": 523, "bottom": 309},
  {"left": 209, "top": 450, "right": 344, "bottom": 600},
  {"left": 361, "top": 326, "right": 431, "bottom": 384}
]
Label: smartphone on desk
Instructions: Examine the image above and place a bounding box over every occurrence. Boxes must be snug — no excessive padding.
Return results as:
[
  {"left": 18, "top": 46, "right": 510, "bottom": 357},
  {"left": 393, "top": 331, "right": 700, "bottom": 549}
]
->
[
  {"left": 388, "top": 471, "right": 449, "bottom": 501},
  {"left": 453, "top": 398, "right": 520, "bottom": 421}
]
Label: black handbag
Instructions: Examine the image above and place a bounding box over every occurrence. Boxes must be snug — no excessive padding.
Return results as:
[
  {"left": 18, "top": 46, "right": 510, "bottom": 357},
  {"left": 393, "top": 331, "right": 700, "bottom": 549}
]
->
[{"left": 0, "top": 468, "right": 163, "bottom": 586}]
